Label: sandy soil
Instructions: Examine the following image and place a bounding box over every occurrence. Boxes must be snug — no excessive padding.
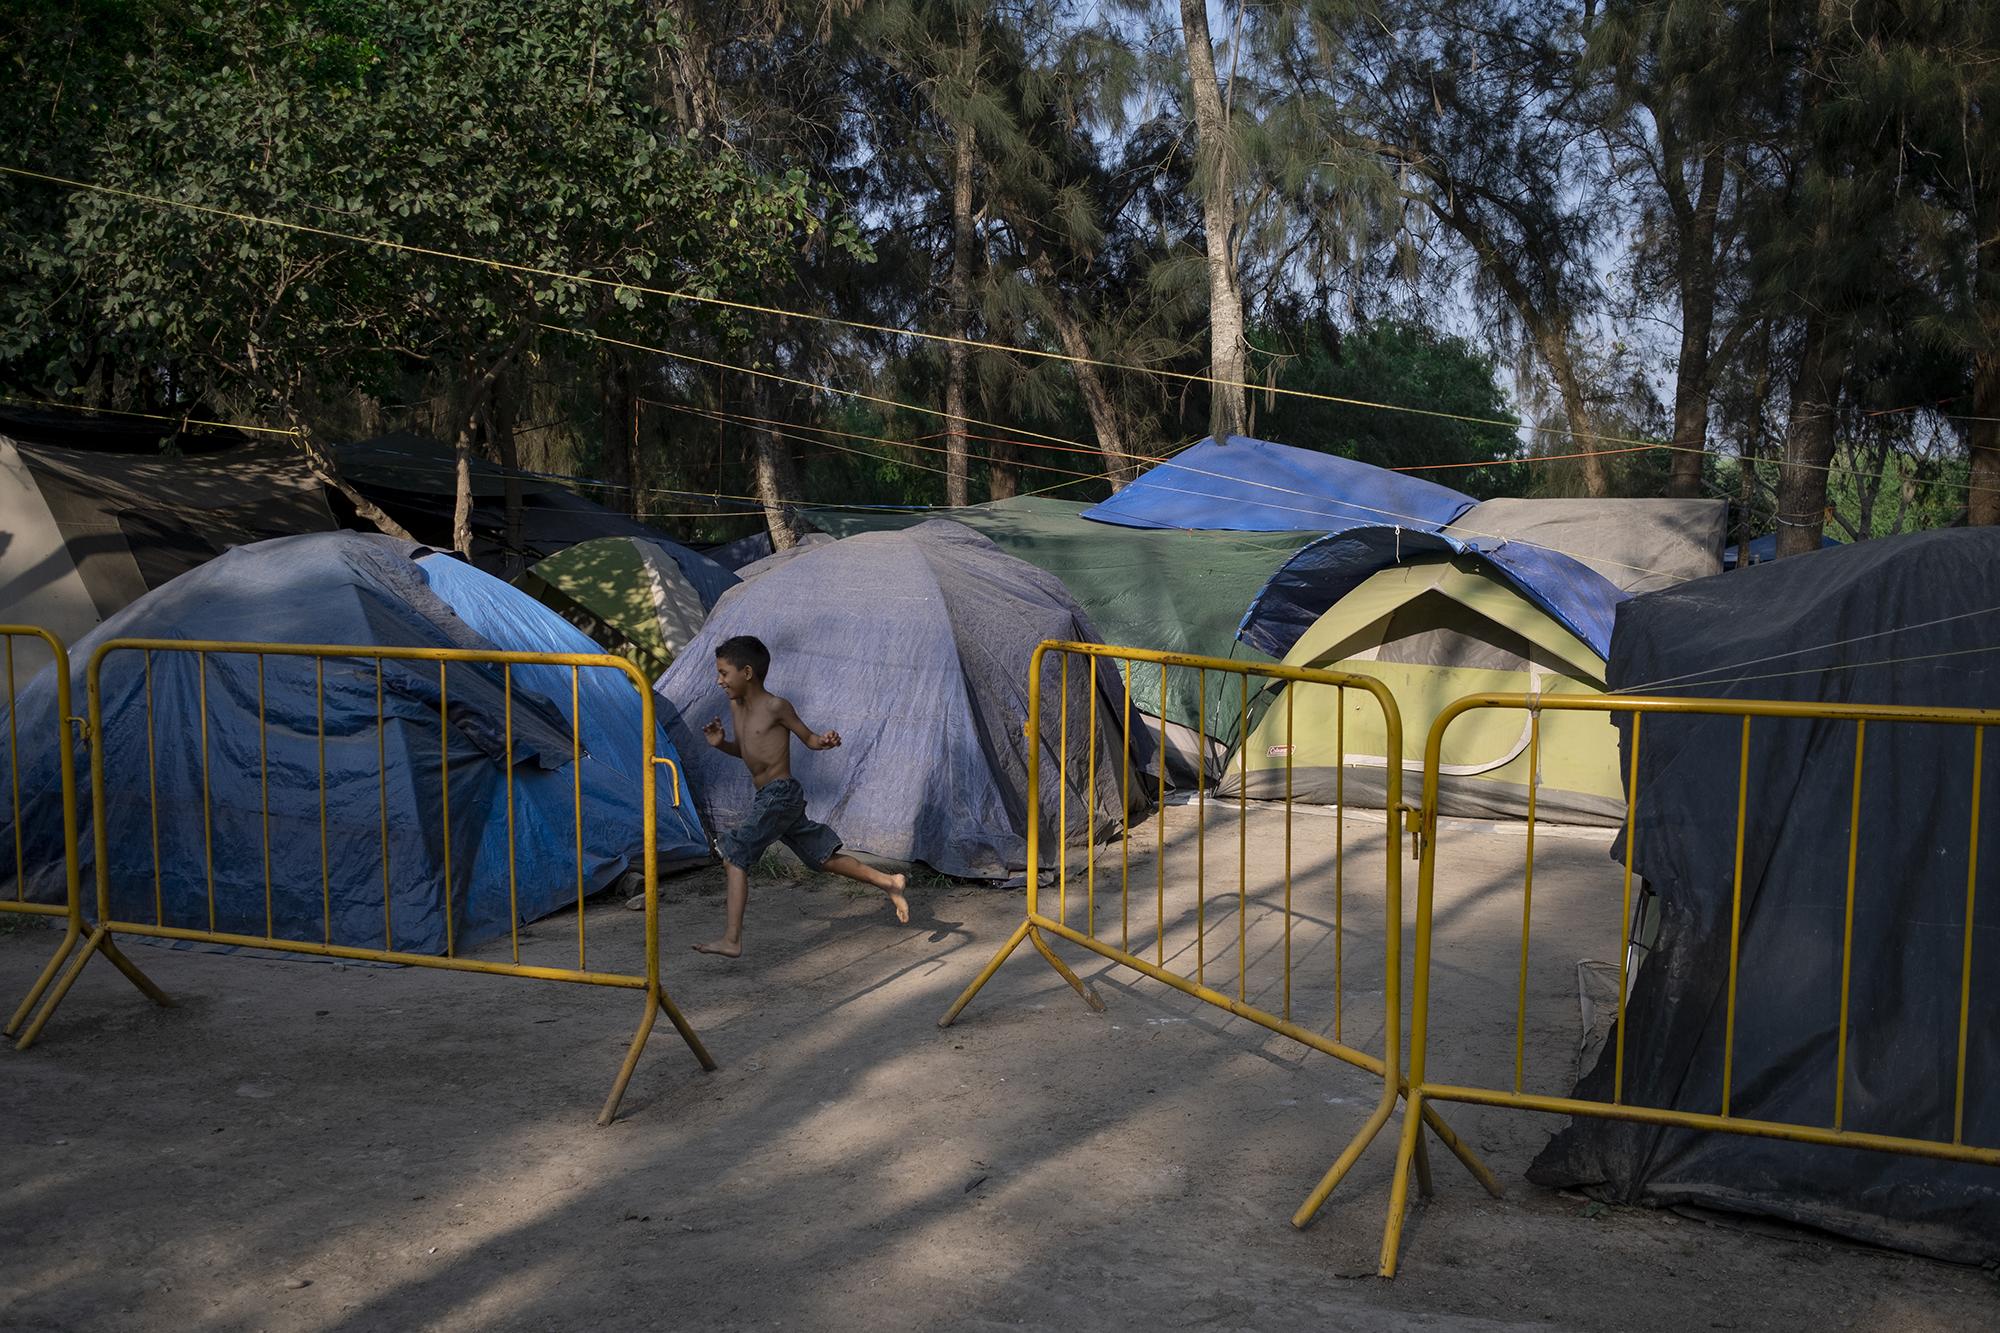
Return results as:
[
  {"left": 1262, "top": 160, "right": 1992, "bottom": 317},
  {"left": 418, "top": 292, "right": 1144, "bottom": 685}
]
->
[{"left": 2, "top": 803, "right": 1993, "bottom": 1331}]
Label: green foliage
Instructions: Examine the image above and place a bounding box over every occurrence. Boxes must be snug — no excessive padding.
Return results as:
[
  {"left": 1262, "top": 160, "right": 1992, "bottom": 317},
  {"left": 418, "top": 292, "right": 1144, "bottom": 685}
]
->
[
  {"left": 1251, "top": 320, "right": 1526, "bottom": 498},
  {"left": 3, "top": 0, "right": 844, "bottom": 416}
]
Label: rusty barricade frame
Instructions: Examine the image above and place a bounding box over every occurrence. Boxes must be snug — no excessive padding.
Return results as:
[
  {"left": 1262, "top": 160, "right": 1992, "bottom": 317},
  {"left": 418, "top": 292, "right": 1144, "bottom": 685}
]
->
[
  {"left": 16, "top": 637, "right": 715, "bottom": 1123},
  {"left": 939, "top": 640, "right": 1499, "bottom": 1227},
  {"left": 1359, "top": 690, "right": 2000, "bottom": 1277}
]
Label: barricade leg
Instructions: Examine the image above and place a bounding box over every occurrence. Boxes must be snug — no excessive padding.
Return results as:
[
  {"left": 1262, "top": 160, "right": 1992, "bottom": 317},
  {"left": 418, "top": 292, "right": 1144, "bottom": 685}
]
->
[
  {"left": 13, "top": 923, "right": 172, "bottom": 1051},
  {"left": 1292, "top": 1078, "right": 1401, "bottom": 1228},
  {"left": 1027, "top": 922, "right": 1105, "bottom": 1013},
  {"left": 1377, "top": 1088, "right": 1429, "bottom": 1276},
  {"left": 598, "top": 985, "right": 718, "bottom": 1125},
  {"left": 5, "top": 918, "right": 81, "bottom": 1038},
  {"left": 938, "top": 917, "right": 1033, "bottom": 1027}
]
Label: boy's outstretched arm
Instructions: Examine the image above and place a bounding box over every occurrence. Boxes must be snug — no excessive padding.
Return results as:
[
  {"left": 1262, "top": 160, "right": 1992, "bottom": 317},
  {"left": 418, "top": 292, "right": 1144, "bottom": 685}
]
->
[
  {"left": 779, "top": 701, "right": 841, "bottom": 751},
  {"left": 703, "top": 717, "right": 741, "bottom": 756}
]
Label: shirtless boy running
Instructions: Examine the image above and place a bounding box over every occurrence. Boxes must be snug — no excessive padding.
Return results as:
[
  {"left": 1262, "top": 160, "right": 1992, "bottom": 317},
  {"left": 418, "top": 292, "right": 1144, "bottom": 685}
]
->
[{"left": 694, "top": 634, "right": 909, "bottom": 958}]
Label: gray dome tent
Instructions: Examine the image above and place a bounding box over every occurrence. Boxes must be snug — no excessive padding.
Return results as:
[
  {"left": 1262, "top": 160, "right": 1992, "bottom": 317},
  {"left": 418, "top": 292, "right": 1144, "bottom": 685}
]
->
[{"left": 659, "top": 521, "right": 1151, "bottom": 878}]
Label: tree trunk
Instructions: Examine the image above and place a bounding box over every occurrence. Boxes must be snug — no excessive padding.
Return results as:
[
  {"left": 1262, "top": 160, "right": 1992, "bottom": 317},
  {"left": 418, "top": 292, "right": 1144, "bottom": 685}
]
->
[
  {"left": 1538, "top": 326, "right": 1611, "bottom": 497},
  {"left": 288, "top": 413, "right": 418, "bottom": 543},
  {"left": 750, "top": 378, "right": 805, "bottom": 550},
  {"left": 987, "top": 436, "right": 1019, "bottom": 499},
  {"left": 1438, "top": 196, "right": 1607, "bottom": 496},
  {"left": 1180, "top": 0, "right": 1247, "bottom": 441},
  {"left": 486, "top": 370, "right": 525, "bottom": 576},
  {"left": 1970, "top": 350, "right": 2000, "bottom": 525},
  {"left": 600, "top": 353, "right": 640, "bottom": 518},
  {"left": 1969, "top": 193, "right": 2000, "bottom": 524},
  {"left": 1666, "top": 154, "right": 1724, "bottom": 499},
  {"left": 451, "top": 333, "right": 535, "bottom": 555},
  {"left": 1775, "top": 314, "right": 1847, "bottom": 558},
  {"left": 451, "top": 405, "right": 478, "bottom": 557},
  {"left": 944, "top": 116, "right": 976, "bottom": 508},
  {"left": 1037, "top": 271, "right": 1135, "bottom": 488}
]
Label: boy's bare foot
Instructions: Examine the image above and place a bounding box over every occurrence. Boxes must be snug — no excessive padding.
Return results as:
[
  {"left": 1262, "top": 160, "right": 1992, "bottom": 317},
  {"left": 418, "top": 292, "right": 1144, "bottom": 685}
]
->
[
  {"left": 886, "top": 873, "right": 909, "bottom": 924},
  {"left": 692, "top": 939, "right": 742, "bottom": 958}
]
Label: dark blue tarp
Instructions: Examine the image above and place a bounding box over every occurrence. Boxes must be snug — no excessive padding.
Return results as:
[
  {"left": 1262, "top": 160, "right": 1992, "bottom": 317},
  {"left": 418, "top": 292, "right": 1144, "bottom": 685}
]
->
[
  {"left": 658, "top": 521, "right": 1151, "bottom": 878},
  {"left": 705, "top": 530, "right": 775, "bottom": 572},
  {"left": 1080, "top": 435, "right": 1476, "bottom": 533},
  {"left": 0, "top": 533, "right": 705, "bottom": 955},
  {"left": 1724, "top": 532, "right": 1841, "bottom": 569},
  {"left": 1238, "top": 526, "right": 1628, "bottom": 659},
  {"left": 640, "top": 536, "right": 739, "bottom": 609},
  {"left": 1529, "top": 528, "right": 2000, "bottom": 1262}
]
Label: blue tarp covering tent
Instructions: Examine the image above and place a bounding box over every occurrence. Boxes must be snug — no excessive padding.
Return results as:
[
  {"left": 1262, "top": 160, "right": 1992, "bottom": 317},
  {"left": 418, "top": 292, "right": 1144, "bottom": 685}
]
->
[
  {"left": 1233, "top": 495, "right": 1732, "bottom": 661},
  {"left": 1079, "top": 435, "right": 1477, "bottom": 533},
  {"left": 0, "top": 533, "right": 705, "bottom": 955},
  {"left": 1239, "top": 524, "right": 1627, "bottom": 659},
  {"left": 415, "top": 550, "right": 708, "bottom": 865},
  {"left": 659, "top": 521, "right": 1152, "bottom": 879}
]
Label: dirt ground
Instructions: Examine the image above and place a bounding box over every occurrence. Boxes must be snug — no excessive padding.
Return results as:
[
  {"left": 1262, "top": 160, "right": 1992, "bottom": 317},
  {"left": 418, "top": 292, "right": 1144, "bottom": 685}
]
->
[{"left": 2, "top": 802, "right": 1994, "bottom": 1331}]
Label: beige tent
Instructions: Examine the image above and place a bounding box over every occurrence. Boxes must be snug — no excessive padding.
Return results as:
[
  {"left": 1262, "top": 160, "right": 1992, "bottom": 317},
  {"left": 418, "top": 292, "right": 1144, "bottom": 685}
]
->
[
  {"left": 0, "top": 416, "right": 336, "bottom": 650},
  {"left": 1220, "top": 556, "right": 1626, "bottom": 824}
]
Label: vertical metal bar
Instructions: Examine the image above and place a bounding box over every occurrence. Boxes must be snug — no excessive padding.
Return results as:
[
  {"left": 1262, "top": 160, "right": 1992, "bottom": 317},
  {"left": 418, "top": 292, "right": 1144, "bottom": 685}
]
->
[
  {"left": 1614, "top": 712, "right": 1642, "bottom": 1106},
  {"left": 200, "top": 651, "right": 215, "bottom": 934},
  {"left": 1335, "top": 685, "right": 1345, "bottom": 1043},
  {"left": 1156, "top": 662, "right": 1167, "bottom": 968},
  {"left": 377, "top": 660, "right": 391, "bottom": 949},
  {"left": 1955, "top": 725, "right": 1984, "bottom": 1145},
  {"left": 317, "top": 657, "right": 329, "bottom": 945},
  {"left": 1238, "top": 671, "right": 1248, "bottom": 1003},
  {"left": 1835, "top": 719, "right": 1865, "bottom": 1131},
  {"left": 438, "top": 661, "right": 455, "bottom": 958},
  {"left": 1196, "top": 666, "right": 1207, "bottom": 985},
  {"left": 146, "top": 651, "right": 162, "bottom": 924},
  {"left": 1514, "top": 710, "right": 1541, "bottom": 1096},
  {"left": 6, "top": 637, "right": 21, "bottom": 900},
  {"left": 1087, "top": 655, "right": 1098, "bottom": 939},
  {"left": 573, "top": 665, "right": 586, "bottom": 971},
  {"left": 505, "top": 665, "right": 520, "bottom": 964},
  {"left": 1284, "top": 684, "right": 1294, "bottom": 1023},
  {"left": 258, "top": 654, "right": 273, "bottom": 938},
  {"left": 1059, "top": 653, "right": 1069, "bottom": 927},
  {"left": 1025, "top": 646, "right": 1046, "bottom": 924},
  {"left": 1120, "top": 662, "right": 1131, "bottom": 954},
  {"left": 1723, "top": 716, "right": 1751, "bottom": 1116}
]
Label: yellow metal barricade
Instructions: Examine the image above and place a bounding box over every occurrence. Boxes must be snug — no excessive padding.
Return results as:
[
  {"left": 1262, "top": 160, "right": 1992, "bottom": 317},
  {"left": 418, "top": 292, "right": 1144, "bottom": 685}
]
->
[
  {"left": 1365, "top": 691, "right": 2000, "bottom": 1277},
  {"left": 1, "top": 626, "right": 164, "bottom": 1037},
  {"left": 17, "top": 638, "right": 714, "bottom": 1123},
  {"left": 940, "top": 641, "right": 1498, "bottom": 1227}
]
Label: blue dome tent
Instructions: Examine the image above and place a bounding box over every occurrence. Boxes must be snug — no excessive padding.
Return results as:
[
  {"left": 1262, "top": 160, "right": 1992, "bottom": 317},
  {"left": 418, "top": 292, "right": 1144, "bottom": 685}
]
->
[{"left": 0, "top": 533, "right": 706, "bottom": 955}]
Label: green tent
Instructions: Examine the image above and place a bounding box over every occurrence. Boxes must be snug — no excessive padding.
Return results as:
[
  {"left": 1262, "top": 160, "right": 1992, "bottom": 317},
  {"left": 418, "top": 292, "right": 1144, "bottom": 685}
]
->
[
  {"left": 1217, "top": 555, "right": 1625, "bottom": 825},
  {"left": 519, "top": 536, "right": 722, "bottom": 680},
  {"left": 807, "top": 497, "right": 1316, "bottom": 775}
]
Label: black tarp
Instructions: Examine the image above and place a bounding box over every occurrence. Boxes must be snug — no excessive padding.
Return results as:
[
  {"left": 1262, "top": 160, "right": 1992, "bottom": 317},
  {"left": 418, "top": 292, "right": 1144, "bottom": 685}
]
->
[
  {"left": 331, "top": 433, "right": 684, "bottom": 572},
  {"left": 1527, "top": 528, "right": 2000, "bottom": 1262}
]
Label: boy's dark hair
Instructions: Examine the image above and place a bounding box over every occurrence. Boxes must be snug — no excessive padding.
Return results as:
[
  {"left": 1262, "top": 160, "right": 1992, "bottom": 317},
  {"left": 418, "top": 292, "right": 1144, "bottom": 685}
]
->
[{"left": 715, "top": 635, "right": 771, "bottom": 681}]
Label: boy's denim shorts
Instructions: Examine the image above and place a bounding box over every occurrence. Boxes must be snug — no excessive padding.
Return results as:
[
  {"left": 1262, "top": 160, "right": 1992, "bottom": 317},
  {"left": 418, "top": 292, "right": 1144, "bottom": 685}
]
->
[{"left": 717, "top": 776, "right": 842, "bottom": 871}]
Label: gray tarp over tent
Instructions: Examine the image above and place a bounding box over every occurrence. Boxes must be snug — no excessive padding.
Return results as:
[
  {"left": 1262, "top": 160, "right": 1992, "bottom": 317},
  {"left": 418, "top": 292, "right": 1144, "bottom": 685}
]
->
[
  {"left": 0, "top": 533, "right": 706, "bottom": 955},
  {"left": 0, "top": 412, "right": 337, "bottom": 647},
  {"left": 659, "top": 521, "right": 1152, "bottom": 878},
  {"left": 1527, "top": 529, "right": 2000, "bottom": 1262}
]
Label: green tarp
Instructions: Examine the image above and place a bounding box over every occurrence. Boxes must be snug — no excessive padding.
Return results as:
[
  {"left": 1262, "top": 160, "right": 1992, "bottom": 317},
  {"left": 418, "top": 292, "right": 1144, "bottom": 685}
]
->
[{"left": 807, "top": 498, "right": 1315, "bottom": 743}]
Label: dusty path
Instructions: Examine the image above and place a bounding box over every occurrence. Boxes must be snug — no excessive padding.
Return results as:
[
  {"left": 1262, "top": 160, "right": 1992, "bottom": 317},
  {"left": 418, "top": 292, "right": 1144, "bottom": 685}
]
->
[{"left": 1, "top": 807, "right": 1992, "bottom": 1331}]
